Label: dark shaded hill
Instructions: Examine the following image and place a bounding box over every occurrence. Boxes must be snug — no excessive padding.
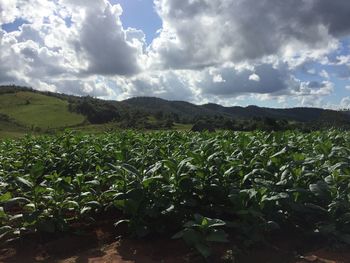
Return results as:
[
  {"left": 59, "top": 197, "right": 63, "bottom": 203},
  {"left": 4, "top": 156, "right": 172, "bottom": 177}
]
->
[
  {"left": 123, "top": 97, "right": 350, "bottom": 124},
  {"left": 122, "top": 97, "right": 219, "bottom": 121},
  {"left": 201, "top": 103, "right": 344, "bottom": 122}
]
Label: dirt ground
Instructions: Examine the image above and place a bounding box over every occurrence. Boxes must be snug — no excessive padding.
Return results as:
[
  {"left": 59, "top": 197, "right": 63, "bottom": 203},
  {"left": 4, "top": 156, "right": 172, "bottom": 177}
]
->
[{"left": 1, "top": 221, "right": 350, "bottom": 263}]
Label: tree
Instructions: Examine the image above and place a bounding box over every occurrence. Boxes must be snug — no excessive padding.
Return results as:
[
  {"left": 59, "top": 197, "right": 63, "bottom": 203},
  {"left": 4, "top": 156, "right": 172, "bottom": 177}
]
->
[{"left": 191, "top": 120, "right": 215, "bottom": 132}]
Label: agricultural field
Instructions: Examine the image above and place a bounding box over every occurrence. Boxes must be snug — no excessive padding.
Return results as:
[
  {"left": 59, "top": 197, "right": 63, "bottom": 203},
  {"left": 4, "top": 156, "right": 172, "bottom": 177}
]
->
[{"left": 0, "top": 130, "right": 350, "bottom": 262}]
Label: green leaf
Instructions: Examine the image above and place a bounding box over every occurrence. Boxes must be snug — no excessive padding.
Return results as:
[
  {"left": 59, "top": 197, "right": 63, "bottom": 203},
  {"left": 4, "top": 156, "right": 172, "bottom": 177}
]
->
[
  {"left": 195, "top": 243, "right": 211, "bottom": 258},
  {"left": 145, "top": 162, "right": 162, "bottom": 176},
  {"left": 16, "top": 176, "right": 33, "bottom": 188},
  {"left": 5, "top": 197, "right": 31, "bottom": 206},
  {"left": 122, "top": 164, "right": 141, "bottom": 177},
  {"left": 84, "top": 201, "right": 101, "bottom": 209},
  {"left": 182, "top": 228, "right": 202, "bottom": 245},
  {"left": 208, "top": 218, "right": 226, "bottom": 228},
  {"left": 0, "top": 226, "right": 13, "bottom": 234},
  {"left": 30, "top": 162, "right": 44, "bottom": 178},
  {"left": 80, "top": 207, "right": 91, "bottom": 215},
  {"left": 114, "top": 219, "right": 130, "bottom": 227},
  {"left": 142, "top": 176, "right": 163, "bottom": 188},
  {"left": 266, "top": 221, "right": 280, "bottom": 230},
  {"left": 304, "top": 203, "right": 327, "bottom": 213},
  {"left": 172, "top": 230, "right": 184, "bottom": 239},
  {"left": 0, "top": 207, "right": 6, "bottom": 218},
  {"left": 0, "top": 192, "right": 12, "bottom": 202},
  {"left": 339, "top": 234, "right": 350, "bottom": 245},
  {"left": 309, "top": 181, "right": 330, "bottom": 198},
  {"left": 38, "top": 220, "right": 56, "bottom": 233},
  {"left": 161, "top": 205, "right": 174, "bottom": 215},
  {"left": 206, "top": 230, "right": 229, "bottom": 243},
  {"left": 271, "top": 147, "right": 288, "bottom": 158},
  {"left": 0, "top": 228, "right": 13, "bottom": 241},
  {"left": 62, "top": 200, "right": 80, "bottom": 209},
  {"left": 23, "top": 203, "right": 36, "bottom": 212},
  {"left": 85, "top": 180, "right": 100, "bottom": 186},
  {"left": 263, "top": 192, "right": 289, "bottom": 201},
  {"left": 194, "top": 214, "right": 204, "bottom": 224},
  {"left": 9, "top": 214, "right": 23, "bottom": 222},
  {"left": 102, "top": 190, "right": 119, "bottom": 199}
]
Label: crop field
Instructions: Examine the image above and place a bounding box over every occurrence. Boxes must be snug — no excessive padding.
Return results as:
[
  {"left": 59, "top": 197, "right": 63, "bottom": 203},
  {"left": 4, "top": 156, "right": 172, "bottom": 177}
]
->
[{"left": 1, "top": 130, "right": 350, "bottom": 259}]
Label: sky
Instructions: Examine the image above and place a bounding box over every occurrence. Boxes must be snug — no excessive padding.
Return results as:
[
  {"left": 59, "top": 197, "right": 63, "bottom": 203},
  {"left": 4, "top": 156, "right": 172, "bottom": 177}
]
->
[{"left": 0, "top": 0, "right": 350, "bottom": 108}]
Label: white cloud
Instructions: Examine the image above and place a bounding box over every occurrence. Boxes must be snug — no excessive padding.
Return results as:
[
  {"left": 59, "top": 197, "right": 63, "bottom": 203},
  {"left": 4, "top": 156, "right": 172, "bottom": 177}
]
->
[
  {"left": 114, "top": 70, "right": 198, "bottom": 102},
  {"left": 333, "top": 55, "right": 350, "bottom": 65},
  {"left": 0, "top": 0, "right": 145, "bottom": 96},
  {"left": 150, "top": 0, "right": 350, "bottom": 70},
  {"left": 212, "top": 74, "right": 225, "bottom": 83},
  {"left": 197, "top": 63, "right": 294, "bottom": 97},
  {"left": 249, "top": 73, "right": 260, "bottom": 82},
  {"left": 1, "top": 0, "right": 350, "bottom": 108},
  {"left": 72, "top": 1, "right": 144, "bottom": 76},
  {"left": 340, "top": 97, "right": 350, "bottom": 108},
  {"left": 0, "top": 0, "right": 18, "bottom": 24},
  {"left": 320, "top": 69, "right": 330, "bottom": 79}
]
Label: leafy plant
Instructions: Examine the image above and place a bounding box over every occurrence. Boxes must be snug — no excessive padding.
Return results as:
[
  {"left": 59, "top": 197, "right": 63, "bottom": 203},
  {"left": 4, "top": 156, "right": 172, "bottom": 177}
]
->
[
  {"left": 172, "top": 214, "right": 228, "bottom": 258},
  {"left": 0, "top": 130, "right": 350, "bottom": 255}
]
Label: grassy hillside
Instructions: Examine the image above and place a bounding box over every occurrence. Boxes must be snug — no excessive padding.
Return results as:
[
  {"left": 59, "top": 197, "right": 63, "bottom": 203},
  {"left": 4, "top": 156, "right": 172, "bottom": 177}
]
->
[
  {"left": 0, "top": 119, "right": 26, "bottom": 139},
  {"left": 0, "top": 91, "right": 85, "bottom": 130}
]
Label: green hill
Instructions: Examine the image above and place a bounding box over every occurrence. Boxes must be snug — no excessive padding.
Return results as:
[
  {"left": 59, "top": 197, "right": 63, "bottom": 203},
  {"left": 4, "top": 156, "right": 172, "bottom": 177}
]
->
[
  {"left": 0, "top": 91, "right": 85, "bottom": 131},
  {"left": 1, "top": 85, "right": 350, "bottom": 137},
  {"left": 0, "top": 118, "right": 26, "bottom": 138}
]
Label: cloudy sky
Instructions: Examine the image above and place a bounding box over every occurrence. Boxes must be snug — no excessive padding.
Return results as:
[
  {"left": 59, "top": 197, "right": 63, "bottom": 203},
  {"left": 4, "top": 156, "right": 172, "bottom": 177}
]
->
[{"left": 1, "top": 0, "right": 350, "bottom": 108}]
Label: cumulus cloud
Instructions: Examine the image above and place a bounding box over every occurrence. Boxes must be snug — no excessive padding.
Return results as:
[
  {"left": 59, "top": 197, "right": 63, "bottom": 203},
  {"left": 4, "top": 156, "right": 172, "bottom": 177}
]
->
[
  {"left": 0, "top": 0, "right": 18, "bottom": 24},
  {"left": 0, "top": 0, "right": 145, "bottom": 97},
  {"left": 68, "top": 0, "right": 144, "bottom": 76},
  {"left": 249, "top": 74, "right": 260, "bottom": 82},
  {"left": 320, "top": 70, "right": 330, "bottom": 79},
  {"left": 150, "top": 0, "right": 350, "bottom": 70},
  {"left": 114, "top": 70, "right": 197, "bottom": 101},
  {"left": 293, "top": 81, "right": 334, "bottom": 96},
  {"left": 1, "top": 0, "right": 350, "bottom": 107},
  {"left": 340, "top": 97, "right": 350, "bottom": 108},
  {"left": 198, "top": 64, "right": 293, "bottom": 97},
  {"left": 53, "top": 78, "right": 116, "bottom": 98}
]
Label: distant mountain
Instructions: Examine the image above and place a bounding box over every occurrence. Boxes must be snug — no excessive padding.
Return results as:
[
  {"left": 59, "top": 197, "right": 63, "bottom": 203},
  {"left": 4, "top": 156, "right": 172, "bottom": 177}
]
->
[
  {"left": 122, "top": 97, "right": 218, "bottom": 119},
  {"left": 1, "top": 85, "right": 350, "bottom": 134},
  {"left": 123, "top": 96, "right": 350, "bottom": 123}
]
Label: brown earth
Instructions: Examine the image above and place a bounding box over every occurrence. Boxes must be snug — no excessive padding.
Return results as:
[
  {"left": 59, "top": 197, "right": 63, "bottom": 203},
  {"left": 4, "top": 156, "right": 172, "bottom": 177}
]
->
[{"left": 1, "top": 221, "right": 350, "bottom": 263}]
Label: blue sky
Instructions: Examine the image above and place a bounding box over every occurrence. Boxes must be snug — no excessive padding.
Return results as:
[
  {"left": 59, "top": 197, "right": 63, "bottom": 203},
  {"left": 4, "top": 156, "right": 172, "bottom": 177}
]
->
[
  {"left": 0, "top": 0, "right": 350, "bottom": 108},
  {"left": 1, "top": 18, "right": 27, "bottom": 32},
  {"left": 110, "top": 0, "right": 161, "bottom": 44}
]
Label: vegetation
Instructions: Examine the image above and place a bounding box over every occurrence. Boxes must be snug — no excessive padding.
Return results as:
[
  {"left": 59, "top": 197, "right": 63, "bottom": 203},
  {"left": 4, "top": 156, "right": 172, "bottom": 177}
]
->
[
  {"left": 191, "top": 120, "right": 216, "bottom": 132},
  {"left": 0, "top": 91, "right": 85, "bottom": 130},
  {"left": 1, "top": 86, "right": 350, "bottom": 137},
  {"left": 1, "top": 130, "right": 350, "bottom": 259}
]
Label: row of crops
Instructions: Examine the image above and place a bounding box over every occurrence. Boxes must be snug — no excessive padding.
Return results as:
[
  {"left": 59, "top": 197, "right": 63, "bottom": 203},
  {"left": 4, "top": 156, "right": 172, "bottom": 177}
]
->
[{"left": 1, "top": 131, "right": 350, "bottom": 257}]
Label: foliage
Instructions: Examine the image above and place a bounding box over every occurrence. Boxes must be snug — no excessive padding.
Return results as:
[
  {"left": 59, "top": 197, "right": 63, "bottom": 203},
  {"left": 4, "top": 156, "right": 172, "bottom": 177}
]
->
[
  {"left": 69, "top": 97, "right": 123, "bottom": 124},
  {"left": 191, "top": 120, "right": 216, "bottom": 132},
  {"left": 173, "top": 214, "right": 228, "bottom": 258},
  {"left": 0, "top": 130, "right": 350, "bottom": 258},
  {"left": 1, "top": 86, "right": 350, "bottom": 133}
]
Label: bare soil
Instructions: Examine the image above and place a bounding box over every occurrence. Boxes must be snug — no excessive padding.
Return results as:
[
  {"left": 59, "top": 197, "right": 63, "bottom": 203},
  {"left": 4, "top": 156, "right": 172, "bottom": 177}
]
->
[{"left": 1, "top": 220, "right": 350, "bottom": 263}]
